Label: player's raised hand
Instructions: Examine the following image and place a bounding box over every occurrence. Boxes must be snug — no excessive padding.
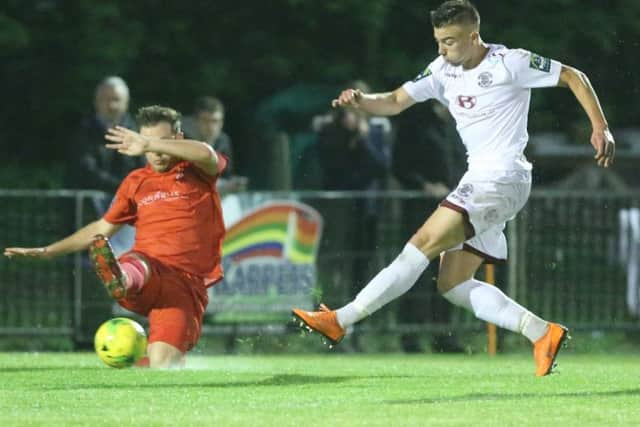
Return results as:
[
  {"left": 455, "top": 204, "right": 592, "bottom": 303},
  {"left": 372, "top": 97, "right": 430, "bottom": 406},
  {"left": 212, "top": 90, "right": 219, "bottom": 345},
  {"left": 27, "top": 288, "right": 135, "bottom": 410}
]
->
[
  {"left": 331, "top": 89, "right": 363, "bottom": 108},
  {"left": 591, "top": 127, "right": 615, "bottom": 168},
  {"left": 4, "top": 247, "right": 51, "bottom": 259},
  {"left": 105, "top": 126, "right": 149, "bottom": 156}
]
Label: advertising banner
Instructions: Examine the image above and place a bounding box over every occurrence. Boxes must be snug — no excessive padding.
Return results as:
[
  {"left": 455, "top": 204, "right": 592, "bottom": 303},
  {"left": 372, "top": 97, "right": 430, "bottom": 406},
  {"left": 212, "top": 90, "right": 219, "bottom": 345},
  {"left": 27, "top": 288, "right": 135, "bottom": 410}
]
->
[{"left": 208, "top": 197, "right": 323, "bottom": 322}]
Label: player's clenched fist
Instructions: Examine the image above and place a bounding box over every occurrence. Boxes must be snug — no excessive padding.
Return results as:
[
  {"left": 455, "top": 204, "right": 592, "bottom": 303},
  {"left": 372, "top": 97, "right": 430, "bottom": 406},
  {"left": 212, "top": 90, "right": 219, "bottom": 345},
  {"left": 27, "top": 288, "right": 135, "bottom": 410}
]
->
[{"left": 331, "top": 89, "right": 363, "bottom": 108}]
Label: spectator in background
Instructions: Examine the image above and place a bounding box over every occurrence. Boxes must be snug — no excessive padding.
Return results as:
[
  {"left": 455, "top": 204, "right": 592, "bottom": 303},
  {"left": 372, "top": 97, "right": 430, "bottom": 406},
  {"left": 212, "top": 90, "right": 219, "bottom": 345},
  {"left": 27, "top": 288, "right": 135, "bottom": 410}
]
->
[
  {"left": 70, "top": 76, "right": 142, "bottom": 193},
  {"left": 317, "top": 81, "right": 392, "bottom": 191},
  {"left": 183, "top": 96, "right": 247, "bottom": 195},
  {"left": 393, "top": 103, "right": 464, "bottom": 198},
  {"left": 69, "top": 76, "right": 142, "bottom": 257},
  {"left": 316, "top": 81, "right": 393, "bottom": 350},
  {"left": 393, "top": 101, "right": 466, "bottom": 353}
]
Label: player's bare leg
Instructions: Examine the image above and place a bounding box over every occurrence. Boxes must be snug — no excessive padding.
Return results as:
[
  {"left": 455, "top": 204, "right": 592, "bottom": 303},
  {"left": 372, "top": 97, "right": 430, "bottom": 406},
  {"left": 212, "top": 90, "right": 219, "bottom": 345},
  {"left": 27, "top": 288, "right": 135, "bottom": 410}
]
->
[
  {"left": 437, "top": 249, "right": 484, "bottom": 294},
  {"left": 408, "top": 206, "right": 469, "bottom": 259},
  {"left": 292, "top": 207, "right": 467, "bottom": 344},
  {"left": 148, "top": 342, "right": 185, "bottom": 368},
  {"left": 439, "top": 249, "right": 569, "bottom": 376}
]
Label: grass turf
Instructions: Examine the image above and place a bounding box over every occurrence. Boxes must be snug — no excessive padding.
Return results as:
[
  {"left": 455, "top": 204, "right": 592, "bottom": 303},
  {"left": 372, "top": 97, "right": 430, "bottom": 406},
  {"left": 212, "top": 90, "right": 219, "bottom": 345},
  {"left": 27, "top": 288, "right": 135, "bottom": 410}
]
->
[{"left": 1, "top": 352, "right": 639, "bottom": 426}]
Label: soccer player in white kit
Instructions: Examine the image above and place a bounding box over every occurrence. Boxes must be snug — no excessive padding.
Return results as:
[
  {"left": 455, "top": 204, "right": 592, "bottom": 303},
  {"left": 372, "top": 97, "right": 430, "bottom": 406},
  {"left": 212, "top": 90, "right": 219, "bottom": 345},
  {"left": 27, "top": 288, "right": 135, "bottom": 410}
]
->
[{"left": 292, "top": 0, "right": 615, "bottom": 376}]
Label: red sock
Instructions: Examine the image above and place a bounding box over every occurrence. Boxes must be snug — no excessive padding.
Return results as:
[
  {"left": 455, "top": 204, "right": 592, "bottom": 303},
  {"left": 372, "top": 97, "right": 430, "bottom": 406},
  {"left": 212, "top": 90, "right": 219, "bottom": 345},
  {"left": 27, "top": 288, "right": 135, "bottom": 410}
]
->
[
  {"left": 134, "top": 356, "right": 150, "bottom": 368},
  {"left": 120, "top": 257, "right": 147, "bottom": 293}
]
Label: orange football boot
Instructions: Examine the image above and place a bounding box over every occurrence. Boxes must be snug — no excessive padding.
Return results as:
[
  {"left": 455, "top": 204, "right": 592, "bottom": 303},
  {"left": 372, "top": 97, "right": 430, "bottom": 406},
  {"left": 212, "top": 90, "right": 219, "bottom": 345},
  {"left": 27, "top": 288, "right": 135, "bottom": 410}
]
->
[
  {"left": 533, "top": 322, "right": 570, "bottom": 376},
  {"left": 88, "top": 235, "right": 127, "bottom": 300},
  {"left": 292, "top": 304, "right": 346, "bottom": 345}
]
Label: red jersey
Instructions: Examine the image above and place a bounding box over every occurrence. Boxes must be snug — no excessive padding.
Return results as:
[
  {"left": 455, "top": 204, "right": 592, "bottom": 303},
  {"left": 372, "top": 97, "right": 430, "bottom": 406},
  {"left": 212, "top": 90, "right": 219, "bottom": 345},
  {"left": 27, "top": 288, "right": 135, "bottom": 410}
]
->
[{"left": 104, "top": 158, "right": 227, "bottom": 285}]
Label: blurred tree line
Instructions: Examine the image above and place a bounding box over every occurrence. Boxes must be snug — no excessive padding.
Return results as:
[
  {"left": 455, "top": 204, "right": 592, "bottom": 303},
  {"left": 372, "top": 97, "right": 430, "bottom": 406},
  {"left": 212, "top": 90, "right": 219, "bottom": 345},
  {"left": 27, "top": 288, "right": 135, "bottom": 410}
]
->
[{"left": 0, "top": 0, "right": 637, "bottom": 188}]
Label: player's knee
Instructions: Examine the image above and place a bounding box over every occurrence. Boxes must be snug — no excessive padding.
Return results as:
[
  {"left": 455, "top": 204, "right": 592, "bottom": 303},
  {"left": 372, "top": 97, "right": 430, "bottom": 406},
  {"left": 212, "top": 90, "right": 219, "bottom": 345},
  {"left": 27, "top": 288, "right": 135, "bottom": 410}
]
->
[
  {"left": 411, "top": 230, "right": 459, "bottom": 260},
  {"left": 149, "top": 352, "right": 183, "bottom": 369},
  {"left": 410, "top": 230, "right": 440, "bottom": 258},
  {"left": 148, "top": 342, "right": 184, "bottom": 368}
]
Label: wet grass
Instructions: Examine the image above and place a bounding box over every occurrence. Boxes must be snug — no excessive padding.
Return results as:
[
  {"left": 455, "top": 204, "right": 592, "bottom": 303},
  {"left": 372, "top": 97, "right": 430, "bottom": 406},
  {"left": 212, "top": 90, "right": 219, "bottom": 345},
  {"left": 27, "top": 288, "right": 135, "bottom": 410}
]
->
[{"left": 1, "top": 352, "right": 639, "bottom": 426}]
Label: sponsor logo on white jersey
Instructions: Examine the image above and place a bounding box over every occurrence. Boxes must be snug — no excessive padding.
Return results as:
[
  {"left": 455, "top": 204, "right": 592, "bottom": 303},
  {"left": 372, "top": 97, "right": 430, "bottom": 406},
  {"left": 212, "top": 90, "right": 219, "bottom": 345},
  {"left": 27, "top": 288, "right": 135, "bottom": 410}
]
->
[{"left": 456, "top": 95, "right": 477, "bottom": 109}]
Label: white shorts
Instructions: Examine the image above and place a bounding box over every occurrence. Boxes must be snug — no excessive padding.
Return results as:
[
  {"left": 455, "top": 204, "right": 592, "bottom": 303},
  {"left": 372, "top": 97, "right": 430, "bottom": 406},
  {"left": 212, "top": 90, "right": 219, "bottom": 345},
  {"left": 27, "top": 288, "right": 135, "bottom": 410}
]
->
[{"left": 442, "top": 169, "right": 531, "bottom": 262}]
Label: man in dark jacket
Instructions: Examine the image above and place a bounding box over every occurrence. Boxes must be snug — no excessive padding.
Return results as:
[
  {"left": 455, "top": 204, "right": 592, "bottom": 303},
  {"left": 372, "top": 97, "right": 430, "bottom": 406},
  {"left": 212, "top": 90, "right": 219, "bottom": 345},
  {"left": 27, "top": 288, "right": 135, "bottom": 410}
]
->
[{"left": 70, "top": 76, "right": 142, "bottom": 193}]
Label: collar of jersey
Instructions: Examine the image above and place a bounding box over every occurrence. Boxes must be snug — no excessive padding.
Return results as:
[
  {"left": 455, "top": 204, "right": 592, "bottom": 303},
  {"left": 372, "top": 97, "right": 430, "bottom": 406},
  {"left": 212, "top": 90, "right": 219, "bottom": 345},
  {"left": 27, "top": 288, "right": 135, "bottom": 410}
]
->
[{"left": 143, "top": 160, "right": 190, "bottom": 175}]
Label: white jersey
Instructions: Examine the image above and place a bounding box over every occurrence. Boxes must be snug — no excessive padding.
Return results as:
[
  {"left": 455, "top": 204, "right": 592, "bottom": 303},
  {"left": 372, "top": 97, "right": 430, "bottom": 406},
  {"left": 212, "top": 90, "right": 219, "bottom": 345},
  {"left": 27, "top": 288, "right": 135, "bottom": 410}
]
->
[{"left": 402, "top": 44, "right": 562, "bottom": 172}]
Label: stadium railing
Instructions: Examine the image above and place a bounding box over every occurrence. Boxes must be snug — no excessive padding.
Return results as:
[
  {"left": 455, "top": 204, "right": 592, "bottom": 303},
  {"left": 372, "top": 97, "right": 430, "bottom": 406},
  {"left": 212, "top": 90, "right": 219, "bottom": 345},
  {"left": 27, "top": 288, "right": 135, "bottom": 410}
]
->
[{"left": 1, "top": 189, "right": 639, "bottom": 346}]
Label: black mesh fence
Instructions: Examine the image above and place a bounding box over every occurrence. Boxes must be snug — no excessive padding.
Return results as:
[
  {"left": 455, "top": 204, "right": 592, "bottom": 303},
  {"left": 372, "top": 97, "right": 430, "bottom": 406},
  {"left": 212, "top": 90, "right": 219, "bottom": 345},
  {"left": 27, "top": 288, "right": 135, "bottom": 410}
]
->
[{"left": 1, "top": 190, "right": 638, "bottom": 346}]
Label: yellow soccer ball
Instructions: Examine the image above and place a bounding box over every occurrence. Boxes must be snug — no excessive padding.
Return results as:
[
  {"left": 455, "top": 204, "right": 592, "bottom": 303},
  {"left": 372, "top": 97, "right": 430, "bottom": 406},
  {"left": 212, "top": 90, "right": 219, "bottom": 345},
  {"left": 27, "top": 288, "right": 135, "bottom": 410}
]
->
[{"left": 94, "top": 317, "right": 147, "bottom": 368}]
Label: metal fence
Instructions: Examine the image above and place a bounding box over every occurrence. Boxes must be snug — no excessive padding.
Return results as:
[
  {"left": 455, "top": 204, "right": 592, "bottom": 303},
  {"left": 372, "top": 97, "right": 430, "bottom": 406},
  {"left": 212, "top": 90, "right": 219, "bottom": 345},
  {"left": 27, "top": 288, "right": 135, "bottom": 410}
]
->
[
  {"left": 508, "top": 191, "right": 640, "bottom": 330},
  {"left": 1, "top": 189, "right": 639, "bottom": 345},
  {"left": 0, "top": 190, "right": 108, "bottom": 342}
]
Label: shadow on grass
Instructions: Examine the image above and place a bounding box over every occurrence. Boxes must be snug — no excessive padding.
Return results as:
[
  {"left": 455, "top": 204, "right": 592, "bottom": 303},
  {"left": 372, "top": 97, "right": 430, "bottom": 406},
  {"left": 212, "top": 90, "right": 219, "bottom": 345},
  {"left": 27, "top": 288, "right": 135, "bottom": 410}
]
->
[
  {"left": 385, "top": 388, "right": 640, "bottom": 405},
  {"left": 42, "top": 373, "right": 408, "bottom": 390},
  {"left": 1, "top": 366, "right": 100, "bottom": 373}
]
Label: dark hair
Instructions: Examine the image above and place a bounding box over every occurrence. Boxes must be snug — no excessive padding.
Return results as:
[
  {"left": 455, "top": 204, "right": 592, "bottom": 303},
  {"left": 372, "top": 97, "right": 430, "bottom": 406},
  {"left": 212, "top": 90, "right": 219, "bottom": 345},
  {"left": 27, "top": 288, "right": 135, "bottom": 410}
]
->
[
  {"left": 430, "top": 0, "right": 480, "bottom": 29},
  {"left": 136, "top": 105, "right": 181, "bottom": 133},
  {"left": 193, "top": 96, "right": 225, "bottom": 116}
]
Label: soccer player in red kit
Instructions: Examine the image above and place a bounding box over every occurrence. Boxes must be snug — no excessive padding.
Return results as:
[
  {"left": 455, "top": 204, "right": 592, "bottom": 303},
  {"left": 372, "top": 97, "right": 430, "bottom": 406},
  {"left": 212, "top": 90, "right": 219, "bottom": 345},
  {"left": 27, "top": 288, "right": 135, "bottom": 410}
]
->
[{"left": 4, "top": 106, "right": 227, "bottom": 368}]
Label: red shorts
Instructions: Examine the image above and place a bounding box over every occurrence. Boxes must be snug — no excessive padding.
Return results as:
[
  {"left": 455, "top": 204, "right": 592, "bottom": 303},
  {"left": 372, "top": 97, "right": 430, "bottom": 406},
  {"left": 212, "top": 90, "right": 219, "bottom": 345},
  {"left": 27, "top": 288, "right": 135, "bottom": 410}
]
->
[{"left": 117, "top": 254, "right": 209, "bottom": 353}]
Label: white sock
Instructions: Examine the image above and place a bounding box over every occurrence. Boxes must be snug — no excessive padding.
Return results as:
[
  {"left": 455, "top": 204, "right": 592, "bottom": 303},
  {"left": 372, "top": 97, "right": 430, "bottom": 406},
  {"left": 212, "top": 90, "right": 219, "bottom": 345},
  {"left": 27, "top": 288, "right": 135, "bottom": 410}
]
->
[
  {"left": 519, "top": 311, "right": 550, "bottom": 343},
  {"left": 443, "top": 278, "right": 548, "bottom": 343},
  {"left": 336, "top": 243, "right": 429, "bottom": 328}
]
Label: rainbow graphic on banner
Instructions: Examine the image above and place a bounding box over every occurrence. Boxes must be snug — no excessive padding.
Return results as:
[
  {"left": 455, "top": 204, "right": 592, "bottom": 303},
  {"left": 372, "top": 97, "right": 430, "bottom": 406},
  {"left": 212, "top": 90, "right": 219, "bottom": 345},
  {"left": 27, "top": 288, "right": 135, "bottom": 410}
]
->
[
  {"left": 222, "top": 202, "right": 323, "bottom": 264},
  {"left": 210, "top": 200, "right": 322, "bottom": 321}
]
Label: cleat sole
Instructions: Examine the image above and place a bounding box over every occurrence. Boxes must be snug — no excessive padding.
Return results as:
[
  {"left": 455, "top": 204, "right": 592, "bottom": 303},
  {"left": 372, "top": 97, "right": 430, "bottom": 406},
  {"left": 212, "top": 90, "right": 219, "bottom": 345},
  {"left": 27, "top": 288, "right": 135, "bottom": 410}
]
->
[
  {"left": 546, "top": 326, "right": 569, "bottom": 376},
  {"left": 88, "top": 235, "right": 127, "bottom": 299}
]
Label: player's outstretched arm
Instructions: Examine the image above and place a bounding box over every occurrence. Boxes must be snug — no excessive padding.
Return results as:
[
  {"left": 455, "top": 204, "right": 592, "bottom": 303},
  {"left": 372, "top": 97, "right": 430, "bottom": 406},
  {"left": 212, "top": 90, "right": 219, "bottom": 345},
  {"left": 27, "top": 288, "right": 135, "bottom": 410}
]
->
[
  {"left": 331, "top": 87, "right": 415, "bottom": 116},
  {"left": 558, "top": 65, "right": 615, "bottom": 168},
  {"left": 4, "top": 218, "right": 121, "bottom": 259},
  {"left": 105, "top": 127, "right": 221, "bottom": 176}
]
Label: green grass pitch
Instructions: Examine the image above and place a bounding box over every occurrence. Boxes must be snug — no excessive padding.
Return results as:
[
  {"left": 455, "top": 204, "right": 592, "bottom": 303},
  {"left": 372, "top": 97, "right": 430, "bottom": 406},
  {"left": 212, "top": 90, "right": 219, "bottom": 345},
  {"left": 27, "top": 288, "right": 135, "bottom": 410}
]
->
[{"left": 1, "top": 352, "right": 639, "bottom": 426}]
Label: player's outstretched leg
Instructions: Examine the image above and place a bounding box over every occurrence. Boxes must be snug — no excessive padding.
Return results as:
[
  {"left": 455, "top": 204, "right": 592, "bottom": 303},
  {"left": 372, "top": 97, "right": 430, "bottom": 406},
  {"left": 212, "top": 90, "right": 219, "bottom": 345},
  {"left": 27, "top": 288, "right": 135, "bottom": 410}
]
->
[
  {"left": 292, "top": 243, "right": 430, "bottom": 345},
  {"left": 292, "top": 207, "right": 467, "bottom": 347},
  {"left": 88, "top": 235, "right": 127, "bottom": 299}
]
